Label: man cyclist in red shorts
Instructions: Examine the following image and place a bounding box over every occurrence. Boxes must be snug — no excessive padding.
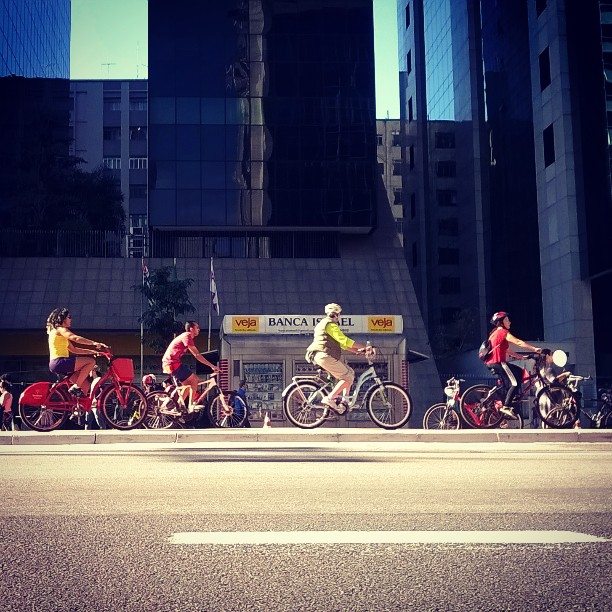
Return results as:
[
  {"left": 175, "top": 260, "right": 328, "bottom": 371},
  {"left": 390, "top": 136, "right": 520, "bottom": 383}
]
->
[
  {"left": 484, "top": 311, "right": 541, "bottom": 418},
  {"left": 162, "top": 321, "right": 219, "bottom": 410}
]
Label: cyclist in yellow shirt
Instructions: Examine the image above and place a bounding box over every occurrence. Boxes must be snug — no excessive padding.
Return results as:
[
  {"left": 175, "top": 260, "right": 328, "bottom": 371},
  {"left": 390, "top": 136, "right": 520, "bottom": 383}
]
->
[
  {"left": 46, "top": 307, "right": 109, "bottom": 396},
  {"left": 305, "top": 303, "right": 373, "bottom": 414}
]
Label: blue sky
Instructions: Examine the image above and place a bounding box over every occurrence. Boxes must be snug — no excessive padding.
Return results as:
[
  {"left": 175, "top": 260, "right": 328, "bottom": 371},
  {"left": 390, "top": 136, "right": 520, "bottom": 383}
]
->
[{"left": 70, "top": 0, "right": 400, "bottom": 118}]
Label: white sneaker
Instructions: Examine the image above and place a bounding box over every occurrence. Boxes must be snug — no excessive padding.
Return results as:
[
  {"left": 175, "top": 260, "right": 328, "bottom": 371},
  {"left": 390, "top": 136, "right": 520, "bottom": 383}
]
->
[{"left": 321, "top": 397, "right": 346, "bottom": 415}]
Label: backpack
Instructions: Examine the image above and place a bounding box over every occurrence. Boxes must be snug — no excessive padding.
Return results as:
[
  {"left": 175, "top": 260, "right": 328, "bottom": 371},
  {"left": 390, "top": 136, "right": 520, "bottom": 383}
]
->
[{"left": 478, "top": 339, "right": 492, "bottom": 362}]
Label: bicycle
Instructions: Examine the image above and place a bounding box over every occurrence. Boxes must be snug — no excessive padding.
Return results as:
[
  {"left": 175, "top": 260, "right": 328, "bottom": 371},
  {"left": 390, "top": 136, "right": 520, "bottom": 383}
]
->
[
  {"left": 282, "top": 349, "right": 412, "bottom": 430},
  {"left": 458, "top": 353, "right": 561, "bottom": 429},
  {"left": 18, "top": 354, "right": 147, "bottom": 432},
  {"left": 561, "top": 377, "right": 611, "bottom": 429},
  {"left": 144, "top": 372, "right": 247, "bottom": 429},
  {"left": 422, "top": 377, "right": 463, "bottom": 430}
]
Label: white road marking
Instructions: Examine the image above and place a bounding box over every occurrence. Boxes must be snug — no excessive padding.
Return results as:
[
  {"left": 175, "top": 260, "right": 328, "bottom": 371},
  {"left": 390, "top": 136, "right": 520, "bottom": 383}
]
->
[{"left": 169, "top": 530, "right": 609, "bottom": 545}]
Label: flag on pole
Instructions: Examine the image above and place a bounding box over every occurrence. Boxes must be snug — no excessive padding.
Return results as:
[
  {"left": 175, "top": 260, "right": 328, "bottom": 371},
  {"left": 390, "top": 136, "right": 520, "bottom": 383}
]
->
[
  {"left": 141, "top": 257, "right": 149, "bottom": 282},
  {"left": 210, "top": 257, "right": 219, "bottom": 314}
]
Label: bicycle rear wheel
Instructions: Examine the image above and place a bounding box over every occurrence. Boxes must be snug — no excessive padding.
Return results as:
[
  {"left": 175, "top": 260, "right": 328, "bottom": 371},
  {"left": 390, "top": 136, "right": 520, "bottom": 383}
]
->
[
  {"left": 144, "top": 391, "right": 181, "bottom": 429},
  {"left": 283, "top": 382, "right": 328, "bottom": 429},
  {"left": 366, "top": 382, "right": 412, "bottom": 429},
  {"left": 422, "top": 403, "right": 460, "bottom": 430},
  {"left": 19, "top": 386, "right": 70, "bottom": 432},
  {"left": 210, "top": 394, "right": 247, "bottom": 428},
  {"left": 99, "top": 383, "right": 147, "bottom": 430},
  {"left": 459, "top": 384, "right": 504, "bottom": 428},
  {"left": 536, "top": 386, "right": 578, "bottom": 428}
]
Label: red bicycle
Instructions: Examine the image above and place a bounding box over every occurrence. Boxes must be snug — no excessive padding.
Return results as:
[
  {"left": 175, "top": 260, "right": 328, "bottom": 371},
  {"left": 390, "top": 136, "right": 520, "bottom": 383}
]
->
[{"left": 19, "top": 354, "right": 147, "bottom": 432}]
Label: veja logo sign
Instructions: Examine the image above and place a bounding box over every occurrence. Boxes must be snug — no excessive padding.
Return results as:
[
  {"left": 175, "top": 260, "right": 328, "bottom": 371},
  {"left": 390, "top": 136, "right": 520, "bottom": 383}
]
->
[
  {"left": 232, "top": 316, "right": 259, "bottom": 333},
  {"left": 368, "top": 316, "right": 395, "bottom": 332}
]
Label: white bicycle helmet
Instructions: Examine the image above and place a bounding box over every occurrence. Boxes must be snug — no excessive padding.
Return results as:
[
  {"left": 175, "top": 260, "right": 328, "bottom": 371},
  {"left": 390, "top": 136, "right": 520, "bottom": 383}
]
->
[{"left": 324, "top": 303, "right": 342, "bottom": 316}]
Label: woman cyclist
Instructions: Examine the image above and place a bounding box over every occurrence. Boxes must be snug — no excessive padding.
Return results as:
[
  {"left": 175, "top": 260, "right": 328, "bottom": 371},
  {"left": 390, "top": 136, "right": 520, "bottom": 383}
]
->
[
  {"left": 46, "top": 307, "right": 109, "bottom": 396},
  {"left": 484, "top": 311, "right": 540, "bottom": 418}
]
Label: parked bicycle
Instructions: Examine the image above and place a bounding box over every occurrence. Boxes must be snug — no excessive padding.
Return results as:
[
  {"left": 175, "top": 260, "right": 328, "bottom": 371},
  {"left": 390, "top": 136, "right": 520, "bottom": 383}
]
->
[
  {"left": 19, "top": 353, "right": 147, "bottom": 432},
  {"left": 282, "top": 349, "right": 412, "bottom": 429},
  {"left": 422, "top": 377, "right": 462, "bottom": 430},
  {"left": 144, "top": 371, "right": 247, "bottom": 429},
  {"left": 564, "top": 378, "right": 612, "bottom": 429}
]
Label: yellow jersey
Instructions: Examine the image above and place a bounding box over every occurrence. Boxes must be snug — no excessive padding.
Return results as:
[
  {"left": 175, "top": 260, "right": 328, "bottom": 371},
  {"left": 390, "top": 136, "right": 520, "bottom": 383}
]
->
[{"left": 48, "top": 328, "right": 70, "bottom": 359}]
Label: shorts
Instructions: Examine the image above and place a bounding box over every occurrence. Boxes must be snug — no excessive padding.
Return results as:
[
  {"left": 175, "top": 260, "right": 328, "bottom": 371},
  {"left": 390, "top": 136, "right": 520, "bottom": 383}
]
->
[
  {"left": 312, "top": 352, "right": 355, "bottom": 384},
  {"left": 49, "top": 357, "right": 76, "bottom": 376},
  {"left": 162, "top": 363, "right": 192, "bottom": 383}
]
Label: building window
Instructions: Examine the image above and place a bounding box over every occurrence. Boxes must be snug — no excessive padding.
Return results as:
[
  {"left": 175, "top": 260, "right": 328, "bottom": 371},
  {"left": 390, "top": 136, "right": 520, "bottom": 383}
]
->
[
  {"left": 393, "top": 188, "right": 402, "bottom": 205},
  {"left": 103, "top": 97, "right": 121, "bottom": 111},
  {"left": 536, "top": 0, "right": 547, "bottom": 17},
  {"left": 412, "top": 242, "right": 417, "bottom": 267},
  {"left": 437, "top": 189, "right": 457, "bottom": 206},
  {"left": 408, "top": 97, "right": 413, "bottom": 122},
  {"left": 437, "top": 161, "right": 456, "bottom": 177},
  {"left": 396, "top": 219, "right": 404, "bottom": 235},
  {"left": 435, "top": 132, "right": 455, "bottom": 149},
  {"left": 438, "top": 218, "right": 459, "bottom": 236},
  {"left": 409, "top": 145, "right": 415, "bottom": 170},
  {"left": 103, "top": 127, "right": 121, "bottom": 141},
  {"left": 129, "top": 157, "right": 148, "bottom": 169},
  {"left": 543, "top": 123, "right": 555, "bottom": 167},
  {"left": 392, "top": 131, "right": 401, "bottom": 146},
  {"left": 410, "top": 193, "right": 416, "bottom": 219},
  {"left": 129, "top": 184, "right": 147, "bottom": 198},
  {"left": 377, "top": 134, "right": 383, "bottom": 146},
  {"left": 405, "top": 3, "right": 411, "bottom": 29},
  {"left": 439, "top": 276, "right": 461, "bottom": 295},
  {"left": 406, "top": 50, "right": 412, "bottom": 75},
  {"left": 441, "top": 308, "right": 461, "bottom": 325},
  {"left": 539, "top": 47, "right": 551, "bottom": 91},
  {"left": 130, "top": 126, "right": 147, "bottom": 140},
  {"left": 129, "top": 98, "right": 147, "bottom": 111},
  {"left": 378, "top": 162, "right": 385, "bottom": 175},
  {"left": 393, "top": 161, "right": 402, "bottom": 176},
  {"left": 438, "top": 247, "right": 460, "bottom": 265},
  {"left": 103, "top": 157, "right": 121, "bottom": 170}
]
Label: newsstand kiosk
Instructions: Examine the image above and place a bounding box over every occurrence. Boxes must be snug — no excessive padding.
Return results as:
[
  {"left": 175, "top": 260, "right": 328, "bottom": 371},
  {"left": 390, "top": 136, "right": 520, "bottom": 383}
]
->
[{"left": 219, "top": 314, "right": 423, "bottom": 427}]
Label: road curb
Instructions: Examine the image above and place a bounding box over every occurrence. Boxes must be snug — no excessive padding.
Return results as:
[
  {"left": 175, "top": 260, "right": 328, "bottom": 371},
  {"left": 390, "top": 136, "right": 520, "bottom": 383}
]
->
[{"left": 0, "top": 428, "right": 610, "bottom": 445}]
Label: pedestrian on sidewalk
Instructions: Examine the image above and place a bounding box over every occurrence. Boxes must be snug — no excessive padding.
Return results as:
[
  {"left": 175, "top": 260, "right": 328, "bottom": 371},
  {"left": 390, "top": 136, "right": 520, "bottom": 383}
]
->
[{"left": 0, "top": 377, "right": 12, "bottom": 431}]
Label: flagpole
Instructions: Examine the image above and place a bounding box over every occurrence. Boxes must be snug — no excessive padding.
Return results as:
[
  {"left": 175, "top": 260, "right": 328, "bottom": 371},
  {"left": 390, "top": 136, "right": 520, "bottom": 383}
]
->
[
  {"left": 208, "top": 256, "right": 213, "bottom": 351},
  {"left": 140, "top": 257, "right": 145, "bottom": 381}
]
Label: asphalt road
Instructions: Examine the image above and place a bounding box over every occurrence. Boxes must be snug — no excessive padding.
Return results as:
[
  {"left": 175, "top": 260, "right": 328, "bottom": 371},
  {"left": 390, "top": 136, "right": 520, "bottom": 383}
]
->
[{"left": 0, "top": 442, "right": 610, "bottom": 611}]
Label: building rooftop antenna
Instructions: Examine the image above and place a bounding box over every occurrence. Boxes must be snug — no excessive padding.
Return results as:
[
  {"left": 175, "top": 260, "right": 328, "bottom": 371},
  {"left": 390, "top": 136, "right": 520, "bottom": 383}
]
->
[{"left": 101, "top": 62, "right": 116, "bottom": 78}]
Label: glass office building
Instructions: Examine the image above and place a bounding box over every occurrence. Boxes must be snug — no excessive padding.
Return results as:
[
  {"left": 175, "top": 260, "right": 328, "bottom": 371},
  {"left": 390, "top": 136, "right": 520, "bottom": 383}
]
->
[
  {"left": 148, "top": 0, "right": 377, "bottom": 240},
  {"left": 0, "top": 0, "right": 70, "bottom": 78}
]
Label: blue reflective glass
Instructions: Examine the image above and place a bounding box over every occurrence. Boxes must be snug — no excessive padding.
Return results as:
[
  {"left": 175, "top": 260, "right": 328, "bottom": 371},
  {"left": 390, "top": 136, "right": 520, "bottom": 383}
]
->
[
  {"left": 202, "top": 190, "right": 226, "bottom": 225},
  {"left": 201, "top": 125, "right": 226, "bottom": 160},
  {"left": 176, "top": 97, "right": 200, "bottom": 123},
  {"left": 202, "top": 162, "right": 225, "bottom": 189},
  {"left": 177, "top": 190, "right": 201, "bottom": 224},
  {"left": 201, "top": 98, "right": 225, "bottom": 124},
  {"left": 150, "top": 97, "right": 176, "bottom": 124}
]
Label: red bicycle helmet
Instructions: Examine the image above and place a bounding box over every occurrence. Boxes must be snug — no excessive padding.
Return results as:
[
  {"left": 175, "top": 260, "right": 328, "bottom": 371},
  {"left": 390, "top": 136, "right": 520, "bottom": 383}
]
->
[{"left": 490, "top": 311, "right": 509, "bottom": 326}]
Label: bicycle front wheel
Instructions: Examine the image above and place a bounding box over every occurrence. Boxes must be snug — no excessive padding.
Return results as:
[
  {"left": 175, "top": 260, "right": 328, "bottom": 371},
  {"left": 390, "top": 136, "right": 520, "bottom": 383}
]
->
[
  {"left": 210, "top": 394, "right": 247, "bottom": 428},
  {"left": 536, "top": 386, "right": 578, "bottom": 428},
  {"left": 99, "top": 383, "right": 147, "bottom": 430},
  {"left": 144, "top": 391, "right": 181, "bottom": 429},
  {"left": 19, "top": 386, "right": 70, "bottom": 432},
  {"left": 366, "top": 382, "right": 412, "bottom": 429},
  {"left": 422, "top": 403, "right": 460, "bottom": 430},
  {"left": 283, "top": 382, "right": 328, "bottom": 429}
]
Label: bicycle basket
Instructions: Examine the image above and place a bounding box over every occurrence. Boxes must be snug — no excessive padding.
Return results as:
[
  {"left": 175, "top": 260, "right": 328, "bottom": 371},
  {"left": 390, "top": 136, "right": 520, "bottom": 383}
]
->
[{"left": 112, "top": 358, "right": 135, "bottom": 382}]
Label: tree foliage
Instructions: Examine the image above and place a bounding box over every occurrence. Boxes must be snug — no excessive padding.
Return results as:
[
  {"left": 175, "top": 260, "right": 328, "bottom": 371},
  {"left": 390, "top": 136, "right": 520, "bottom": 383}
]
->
[
  {"left": 135, "top": 267, "right": 196, "bottom": 353},
  {"left": 0, "top": 97, "right": 125, "bottom": 232}
]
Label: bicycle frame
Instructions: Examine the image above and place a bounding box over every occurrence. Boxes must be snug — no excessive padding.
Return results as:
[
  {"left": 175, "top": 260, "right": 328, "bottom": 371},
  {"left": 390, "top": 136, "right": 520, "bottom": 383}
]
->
[
  {"left": 167, "top": 373, "right": 230, "bottom": 412},
  {"left": 287, "top": 360, "right": 384, "bottom": 411}
]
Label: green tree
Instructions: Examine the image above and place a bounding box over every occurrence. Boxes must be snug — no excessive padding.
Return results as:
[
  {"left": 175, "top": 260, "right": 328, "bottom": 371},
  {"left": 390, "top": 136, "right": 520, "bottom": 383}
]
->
[{"left": 135, "top": 267, "right": 196, "bottom": 353}]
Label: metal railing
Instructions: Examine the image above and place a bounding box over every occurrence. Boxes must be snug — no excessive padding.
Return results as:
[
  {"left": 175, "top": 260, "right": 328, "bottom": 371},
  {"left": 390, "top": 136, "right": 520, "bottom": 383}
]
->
[
  {"left": 0, "top": 229, "right": 124, "bottom": 258},
  {"left": 0, "top": 229, "right": 341, "bottom": 259}
]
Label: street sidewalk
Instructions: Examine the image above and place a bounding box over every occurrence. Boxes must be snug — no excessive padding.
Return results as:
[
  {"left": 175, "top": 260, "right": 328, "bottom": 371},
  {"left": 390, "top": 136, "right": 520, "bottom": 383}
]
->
[{"left": 0, "top": 428, "right": 610, "bottom": 445}]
